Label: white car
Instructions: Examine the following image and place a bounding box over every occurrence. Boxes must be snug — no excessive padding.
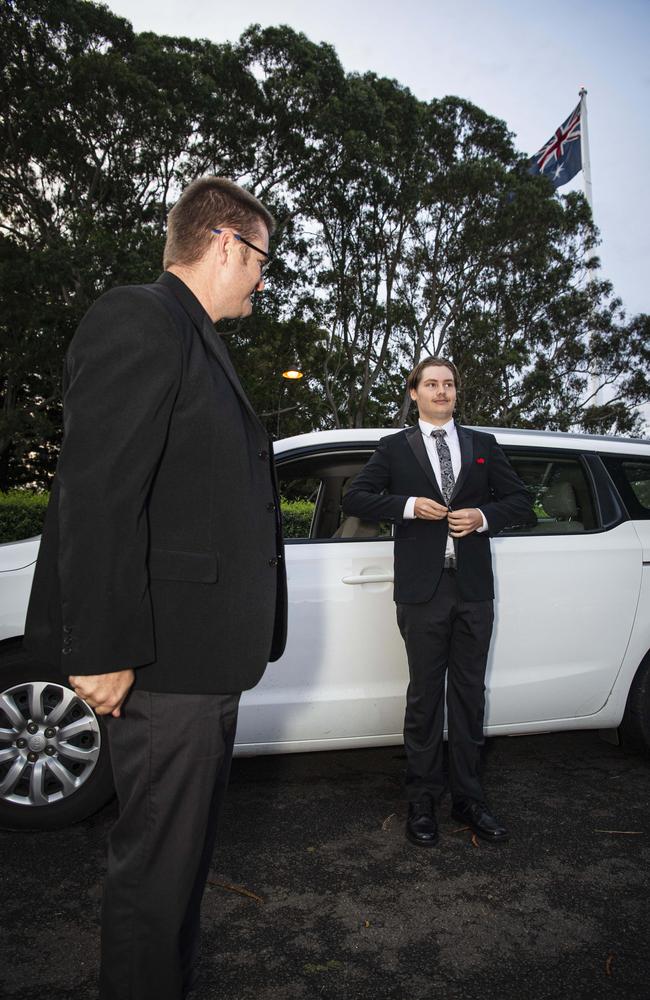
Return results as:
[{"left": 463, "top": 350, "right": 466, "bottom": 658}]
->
[{"left": 1, "top": 427, "right": 649, "bottom": 829}]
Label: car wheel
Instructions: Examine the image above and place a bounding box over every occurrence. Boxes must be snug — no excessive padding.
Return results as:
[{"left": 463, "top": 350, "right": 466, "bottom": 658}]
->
[
  {"left": 618, "top": 651, "right": 650, "bottom": 757},
  {"left": 0, "top": 643, "right": 115, "bottom": 829}
]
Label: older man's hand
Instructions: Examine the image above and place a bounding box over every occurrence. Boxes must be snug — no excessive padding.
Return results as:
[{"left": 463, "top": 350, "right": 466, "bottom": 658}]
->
[{"left": 68, "top": 669, "right": 135, "bottom": 717}]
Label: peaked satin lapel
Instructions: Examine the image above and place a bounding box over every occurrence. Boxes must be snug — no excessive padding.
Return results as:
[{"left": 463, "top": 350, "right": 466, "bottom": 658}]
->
[
  {"left": 155, "top": 272, "right": 265, "bottom": 435},
  {"left": 451, "top": 423, "right": 474, "bottom": 501},
  {"left": 405, "top": 426, "right": 444, "bottom": 502}
]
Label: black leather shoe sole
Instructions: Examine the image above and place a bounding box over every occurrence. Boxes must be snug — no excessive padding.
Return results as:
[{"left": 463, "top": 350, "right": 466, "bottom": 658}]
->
[{"left": 451, "top": 810, "right": 509, "bottom": 843}]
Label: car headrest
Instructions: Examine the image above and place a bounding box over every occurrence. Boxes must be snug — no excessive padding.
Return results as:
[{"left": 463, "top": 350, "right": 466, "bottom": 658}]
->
[{"left": 544, "top": 481, "right": 579, "bottom": 519}]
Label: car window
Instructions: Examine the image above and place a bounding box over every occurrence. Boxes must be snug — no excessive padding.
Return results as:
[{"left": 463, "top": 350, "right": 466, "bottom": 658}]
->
[
  {"left": 502, "top": 450, "right": 599, "bottom": 534},
  {"left": 600, "top": 456, "right": 650, "bottom": 520},
  {"left": 278, "top": 451, "right": 392, "bottom": 542}
]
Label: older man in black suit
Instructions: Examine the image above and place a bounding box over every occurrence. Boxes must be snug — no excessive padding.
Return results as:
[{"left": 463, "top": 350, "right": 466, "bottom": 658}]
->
[
  {"left": 25, "top": 177, "right": 286, "bottom": 998},
  {"left": 343, "top": 358, "right": 534, "bottom": 848}
]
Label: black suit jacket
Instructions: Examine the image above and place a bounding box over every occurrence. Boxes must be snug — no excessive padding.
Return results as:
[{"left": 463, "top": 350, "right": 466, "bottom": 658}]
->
[
  {"left": 25, "top": 272, "right": 287, "bottom": 694},
  {"left": 342, "top": 424, "right": 535, "bottom": 603}
]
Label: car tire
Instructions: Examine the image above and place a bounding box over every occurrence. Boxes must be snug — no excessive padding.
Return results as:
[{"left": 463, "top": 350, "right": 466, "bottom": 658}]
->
[
  {"left": 0, "top": 642, "right": 115, "bottom": 829},
  {"left": 618, "top": 651, "right": 650, "bottom": 757}
]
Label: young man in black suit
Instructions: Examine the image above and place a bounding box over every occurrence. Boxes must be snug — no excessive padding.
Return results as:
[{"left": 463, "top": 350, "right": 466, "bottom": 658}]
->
[
  {"left": 25, "top": 177, "right": 287, "bottom": 998},
  {"left": 343, "top": 358, "right": 534, "bottom": 848}
]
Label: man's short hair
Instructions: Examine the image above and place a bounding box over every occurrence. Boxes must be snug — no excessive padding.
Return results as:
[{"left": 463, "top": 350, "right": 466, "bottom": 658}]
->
[
  {"left": 407, "top": 356, "right": 461, "bottom": 393},
  {"left": 163, "top": 176, "right": 276, "bottom": 269}
]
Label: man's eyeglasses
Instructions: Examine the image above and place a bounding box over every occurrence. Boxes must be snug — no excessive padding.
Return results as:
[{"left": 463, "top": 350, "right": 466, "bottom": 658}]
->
[{"left": 211, "top": 228, "right": 271, "bottom": 272}]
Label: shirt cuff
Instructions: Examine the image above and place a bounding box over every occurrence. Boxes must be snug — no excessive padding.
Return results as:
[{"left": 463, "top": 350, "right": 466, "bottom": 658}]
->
[
  {"left": 403, "top": 497, "right": 417, "bottom": 520},
  {"left": 476, "top": 508, "right": 488, "bottom": 533}
]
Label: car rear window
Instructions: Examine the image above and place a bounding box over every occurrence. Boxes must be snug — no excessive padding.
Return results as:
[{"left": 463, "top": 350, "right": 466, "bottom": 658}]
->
[{"left": 601, "top": 456, "right": 650, "bottom": 520}]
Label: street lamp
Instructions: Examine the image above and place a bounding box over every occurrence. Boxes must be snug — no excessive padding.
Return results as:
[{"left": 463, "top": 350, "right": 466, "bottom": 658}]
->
[{"left": 277, "top": 367, "right": 304, "bottom": 437}]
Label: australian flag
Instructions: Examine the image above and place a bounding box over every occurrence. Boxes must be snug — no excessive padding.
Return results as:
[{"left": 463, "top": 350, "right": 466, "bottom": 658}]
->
[{"left": 528, "top": 102, "right": 582, "bottom": 189}]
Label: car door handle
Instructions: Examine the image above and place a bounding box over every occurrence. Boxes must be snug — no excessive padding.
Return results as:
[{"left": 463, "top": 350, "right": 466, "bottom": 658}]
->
[{"left": 342, "top": 573, "right": 394, "bottom": 585}]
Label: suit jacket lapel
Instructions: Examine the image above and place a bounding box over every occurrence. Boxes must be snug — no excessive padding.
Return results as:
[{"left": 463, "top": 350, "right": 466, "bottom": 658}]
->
[
  {"left": 155, "top": 272, "right": 266, "bottom": 435},
  {"left": 405, "top": 426, "right": 444, "bottom": 502},
  {"left": 451, "top": 423, "right": 474, "bottom": 501}
]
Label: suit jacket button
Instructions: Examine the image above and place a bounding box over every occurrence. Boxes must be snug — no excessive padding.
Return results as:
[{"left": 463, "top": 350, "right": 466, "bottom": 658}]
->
[
  {"left": 268, "top": 557, "right": 278, "bottom": 567},
  {"left": 266, "top": 502, "right": 276, "bottom": 512},
  {"left": 258, "top": 449, "right": 269, "bottom": 460}
]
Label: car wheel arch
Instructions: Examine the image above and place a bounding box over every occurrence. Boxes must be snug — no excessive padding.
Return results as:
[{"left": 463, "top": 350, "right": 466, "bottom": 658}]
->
[{"left": 618, "top": 648, "right": 650, "bottom": 756}]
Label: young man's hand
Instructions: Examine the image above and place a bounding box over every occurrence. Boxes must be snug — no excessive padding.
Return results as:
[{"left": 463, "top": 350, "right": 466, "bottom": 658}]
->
[
  {"left": 448, "top": 508, "right": 484, "bottom": 538},
  {"left": 414, "top": 497, "right": 449, "bottom": 520}
]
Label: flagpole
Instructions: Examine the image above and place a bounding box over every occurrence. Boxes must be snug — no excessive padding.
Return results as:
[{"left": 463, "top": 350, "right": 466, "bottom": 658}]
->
[
  {"left": 579, "top": 87, "right": 600, "bottom": 409},
  {"left": 579, "top": 87, "right": 593, "bottom": 211}
]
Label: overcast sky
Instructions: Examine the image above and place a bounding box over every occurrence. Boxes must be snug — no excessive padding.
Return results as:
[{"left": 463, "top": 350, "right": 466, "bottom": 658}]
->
[{"left": 102, "top": 0, "right": 650, "bottom": 320}]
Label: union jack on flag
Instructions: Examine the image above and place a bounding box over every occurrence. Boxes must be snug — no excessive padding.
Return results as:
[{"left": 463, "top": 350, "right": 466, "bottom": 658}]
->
[{"left": 528, "top": 102, "right": 582, "bottom": 189}]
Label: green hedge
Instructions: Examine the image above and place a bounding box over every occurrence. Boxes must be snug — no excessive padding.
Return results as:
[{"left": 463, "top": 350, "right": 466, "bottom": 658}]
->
[
  {"left": 281, "top": 498, "right": 314, "bottom": 539},
  {"left": 0, "top": 492, "right": 315, "bottom": 544},
  {"left": 0, "top": 491, "right": 49, "bottom": 543}
]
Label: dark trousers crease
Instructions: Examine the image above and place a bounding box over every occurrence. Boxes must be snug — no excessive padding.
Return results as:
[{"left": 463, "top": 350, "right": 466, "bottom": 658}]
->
[
  {"left": 397, "top": 570, "right": 494, "bottom": 805},
  {"left": 99, "top": 688, "right": 240, "bottom": 1000}
]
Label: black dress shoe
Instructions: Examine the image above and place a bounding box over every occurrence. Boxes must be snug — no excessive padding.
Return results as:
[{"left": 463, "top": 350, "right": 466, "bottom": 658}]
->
[
  {"left": 406, "top": 800, "right": 439, "bottom": 847},
  {"left": 451, "top": 801, "right": 509, "bottom": 842}
]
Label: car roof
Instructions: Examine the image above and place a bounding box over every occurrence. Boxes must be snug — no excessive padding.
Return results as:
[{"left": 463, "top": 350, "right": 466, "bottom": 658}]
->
[{"left": 275, "top": 426, "right": 650, "bottom": 456}]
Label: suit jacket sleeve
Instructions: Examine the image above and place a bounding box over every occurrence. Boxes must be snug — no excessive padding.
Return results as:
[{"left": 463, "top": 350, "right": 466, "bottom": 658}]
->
[
  {"left": 341, "top": 436, "right": 409, "bottom": 522},
  {"left": 57, "top": 286, "right": 181, "bottom": 675},
  {"left": 480, "top": 436, "right": 536, "bottom": 535}
]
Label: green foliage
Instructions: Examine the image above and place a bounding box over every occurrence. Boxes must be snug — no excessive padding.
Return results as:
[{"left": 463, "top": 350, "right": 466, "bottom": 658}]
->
[
  {"left": 0, "top": 490, "right": 313, "bottom": 543},
  {"left": 280, "top": 498, "right": 314, "bottom": 539},
  {"left": 0, "top": 490, "right": 49, "bottom": 542},
  {"left": 1, "top": 2, "right": 647, "bottom": 490}
]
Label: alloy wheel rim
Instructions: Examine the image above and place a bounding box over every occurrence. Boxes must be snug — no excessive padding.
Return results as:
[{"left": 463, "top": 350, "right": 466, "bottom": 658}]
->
[{"left": 0, "top": 681, "right": 101, "bottom": 807}]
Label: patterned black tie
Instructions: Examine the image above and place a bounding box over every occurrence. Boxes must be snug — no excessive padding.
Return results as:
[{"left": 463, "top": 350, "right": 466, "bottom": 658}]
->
[{"left": 431, "top": 428, "right": 455, "bottom": 504}]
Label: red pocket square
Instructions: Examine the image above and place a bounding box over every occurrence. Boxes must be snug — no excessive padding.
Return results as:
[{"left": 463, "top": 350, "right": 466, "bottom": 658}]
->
[{"left": 476, "top": 457, "right": 485, "bottom": 464}]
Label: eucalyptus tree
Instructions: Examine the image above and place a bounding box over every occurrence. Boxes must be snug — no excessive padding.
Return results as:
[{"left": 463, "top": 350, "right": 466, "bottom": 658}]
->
[
  {"left": 0, "top": 0, "right": 261, "bottom": 485},
  {"left": 391, "top": 98, "right": 648, "bottom": 434}
]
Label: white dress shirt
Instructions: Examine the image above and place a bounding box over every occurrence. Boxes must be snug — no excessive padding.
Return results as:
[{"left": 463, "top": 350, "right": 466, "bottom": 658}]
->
[{"left": 403, "top": 418, "right": 488, "bottom": 558}]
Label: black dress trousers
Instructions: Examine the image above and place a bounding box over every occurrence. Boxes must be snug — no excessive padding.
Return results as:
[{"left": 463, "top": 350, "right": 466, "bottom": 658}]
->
[
  {"left": 397, "top": 569, "right": 494, "bottom": 805},
  {"left": 99, "top": 689, "right": 240, "bottom": 1000}
]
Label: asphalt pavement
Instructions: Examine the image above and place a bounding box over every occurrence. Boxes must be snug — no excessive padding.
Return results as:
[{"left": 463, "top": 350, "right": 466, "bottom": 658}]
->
[{"left": 1, "top": 730, "right": 649, "bottom": 1000}]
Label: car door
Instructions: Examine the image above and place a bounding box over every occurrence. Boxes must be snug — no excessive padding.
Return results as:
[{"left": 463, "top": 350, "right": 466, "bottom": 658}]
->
[
  {"left": 236, "top": 442, "right": 408, "bottom": 752},
  {"left": 484, "top": 446, "right": 641, "bottom": 727}
]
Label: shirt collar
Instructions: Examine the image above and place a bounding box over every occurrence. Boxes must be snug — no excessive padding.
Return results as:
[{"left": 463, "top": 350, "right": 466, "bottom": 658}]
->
[{"left": 419, "top": 417, "right": 456, "bottom": 438}]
